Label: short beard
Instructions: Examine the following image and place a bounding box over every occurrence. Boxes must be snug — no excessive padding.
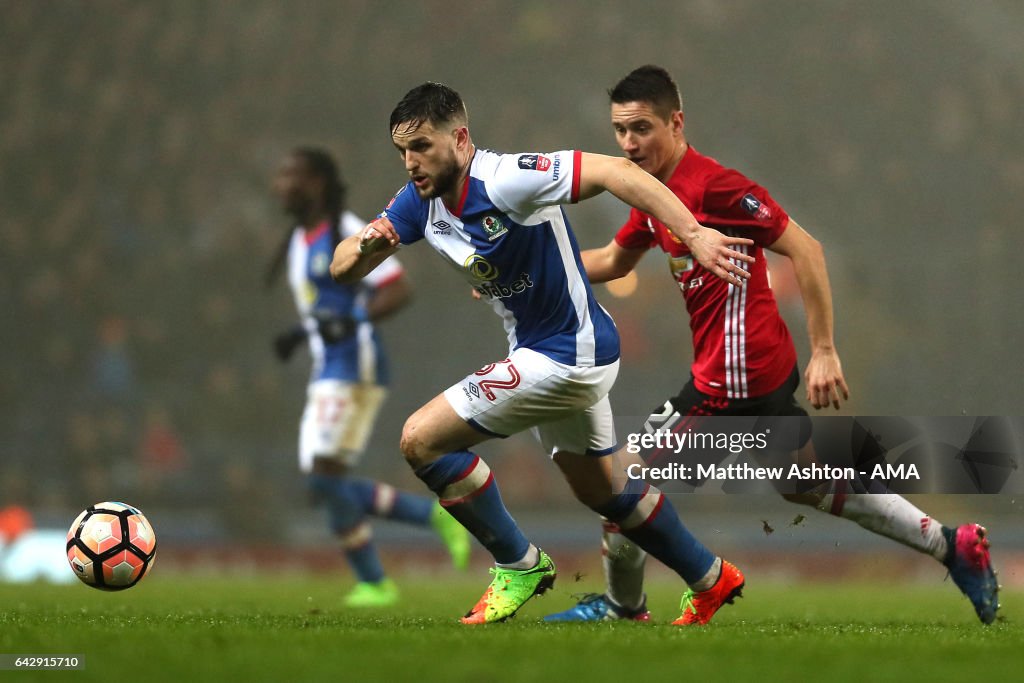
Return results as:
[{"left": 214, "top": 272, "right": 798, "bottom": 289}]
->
[{"left": 422, "top": 155, "right": 462, "bottom": 199}]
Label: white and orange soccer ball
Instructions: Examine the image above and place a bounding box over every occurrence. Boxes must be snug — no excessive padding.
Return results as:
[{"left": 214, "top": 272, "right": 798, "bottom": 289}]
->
[{"left": 66, "top": 502, "right": 156, "bottom": 590}]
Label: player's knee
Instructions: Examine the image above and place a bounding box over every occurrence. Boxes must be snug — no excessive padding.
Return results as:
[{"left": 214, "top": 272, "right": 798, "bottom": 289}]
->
[
  {"left": 399, "top": 427, "right": 421, "bottom": 468},
  {"left": 400, "top": 417, "right": 436, "bottom": 469}
]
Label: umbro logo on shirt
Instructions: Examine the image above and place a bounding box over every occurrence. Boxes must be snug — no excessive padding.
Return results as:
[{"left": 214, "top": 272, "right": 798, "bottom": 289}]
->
[{"left": 432, "top": 220, "right": 452, "bottom": 235}]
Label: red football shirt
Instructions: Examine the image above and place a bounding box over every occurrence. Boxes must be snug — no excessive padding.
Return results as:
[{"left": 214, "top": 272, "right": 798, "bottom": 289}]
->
[{"left": 615, "top": 146, "right": 796, "bottom": 399}]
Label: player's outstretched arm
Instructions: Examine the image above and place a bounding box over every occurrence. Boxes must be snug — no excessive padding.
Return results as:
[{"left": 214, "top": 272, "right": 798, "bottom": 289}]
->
[
  {"left": 768, "top": 219, "right": 850, "bottom": 410},
  {"left": 330, "top": 218, "right": 400, "bottom": 284},
  {"left": 581, "top": 241, "right": 646, "bottom": 284},
  {"left": 576, "top": 152, "right": 754, "bottom": 286}
]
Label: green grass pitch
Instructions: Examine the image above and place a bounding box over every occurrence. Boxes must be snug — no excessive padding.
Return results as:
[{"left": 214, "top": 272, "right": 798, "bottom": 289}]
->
[{"left": 1, "top": 574, "right": 1017, "bottom": 682}]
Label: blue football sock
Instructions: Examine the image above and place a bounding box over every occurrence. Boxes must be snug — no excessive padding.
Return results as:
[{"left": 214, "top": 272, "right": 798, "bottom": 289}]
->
[
  {"left": 308, "top": 475, "right": 387, "bottom": 583},
  {"left": 374, "top": 485, "right": 434, "bottom": 525},
  {"left": 339, "top": 522, "right": 386, "bottom": 583},
  {"left": 594, "top": 478, "right": 715, "bottom": 585},
  {"left": 308, "top": 475, "right": 365, "bottom": 532},
  {"left": 415, "top": 451, "right": 529, "bottom": 564},
  {"left": 308, "top": 474, "right": 432, "bottom": 525}
]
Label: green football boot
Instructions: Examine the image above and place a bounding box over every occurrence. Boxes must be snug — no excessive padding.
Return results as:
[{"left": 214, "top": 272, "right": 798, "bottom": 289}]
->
[
  {"left": 461, "top": 549, "right": 556, "bottom": 624},
  {"left": 343, "top": 578, "right": 399, "bottom": 608}
]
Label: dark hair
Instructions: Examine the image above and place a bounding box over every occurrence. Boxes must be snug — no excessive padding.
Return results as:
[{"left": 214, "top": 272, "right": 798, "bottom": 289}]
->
[
  {"left": 265, "top": 147, "right": 348, "bottom": 287},
  {"left": 608, "top": 65, "right": 683, "bottom": 119},
  {"left": 389, "top": 82, "right": 468, "bottom": 136}
]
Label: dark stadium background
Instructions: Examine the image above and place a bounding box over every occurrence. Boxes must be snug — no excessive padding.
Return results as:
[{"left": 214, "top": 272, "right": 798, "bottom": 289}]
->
[{"left": 1, "top": 1, "right": 1021, "bottom": 580}]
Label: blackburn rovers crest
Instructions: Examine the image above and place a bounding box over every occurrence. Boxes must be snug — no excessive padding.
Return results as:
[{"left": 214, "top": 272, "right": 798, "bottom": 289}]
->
[{"left": 482, "top": 215, "right": 507, "bottom": 241}]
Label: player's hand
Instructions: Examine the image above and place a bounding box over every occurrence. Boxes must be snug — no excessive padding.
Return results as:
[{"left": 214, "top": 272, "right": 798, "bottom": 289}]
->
[
  {"left": 313, "top": 312, "right": 356, "bottom": 344},
  {"left": 272, "top": 326, "right": 307, "bottom": 362},
  {"left": 690, "top": 227, "right": 755, "bottom": 286},
  {"left": 804, "top": 349, "right": 850, "bottom": 410},
  {"left": 358, "top": 217, "right": 400, "bottom": 255},
  {"left": 470, "top": 287, "right": 482, "bottom": 300}
]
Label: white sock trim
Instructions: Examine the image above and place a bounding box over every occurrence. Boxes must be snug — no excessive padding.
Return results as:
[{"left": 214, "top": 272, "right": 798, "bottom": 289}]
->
[
  {"left": 690, "top": 556, "right": 722, "bottom": 592},
  {"left": 495, "top": 544, "right": 539, "bottom": 570}
]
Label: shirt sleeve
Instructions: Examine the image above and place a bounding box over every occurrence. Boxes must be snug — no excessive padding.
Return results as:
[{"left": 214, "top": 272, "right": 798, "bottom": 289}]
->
[
  {"left": 702, "top": 167, "right": 789, "bottom": 246},
  {"left": 378, "top": 183, "right": 426, "bottom": 245},
  {"left": 363, "top": 253, "right": 403, "bottom": 289},
  {"left": 613, "top": 208, "right": 656, "bottom": 250},
  {"left": 485, "top": 150, "right": 582, "bottom": 215},
  {"left": 338, "top": 210, "right": 404, "bottom": 289}
]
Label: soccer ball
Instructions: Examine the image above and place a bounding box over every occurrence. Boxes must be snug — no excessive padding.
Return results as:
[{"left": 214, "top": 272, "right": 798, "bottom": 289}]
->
[{"left": 66, "top": 502, "right": 157, "bottom": 590}]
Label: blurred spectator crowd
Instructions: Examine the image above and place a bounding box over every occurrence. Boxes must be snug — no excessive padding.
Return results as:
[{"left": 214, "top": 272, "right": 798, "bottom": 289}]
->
[{"left": 1, "top": 1, "right": 1021, "bottom": 541}]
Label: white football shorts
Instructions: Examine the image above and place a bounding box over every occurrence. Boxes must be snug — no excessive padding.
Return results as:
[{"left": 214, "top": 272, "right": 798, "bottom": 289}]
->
[
  {"left": 443, "top": 347, "right": 619, "bottom": 457},
  {"left": 298, "top": 379, "right": 388, "bottom": 472}
]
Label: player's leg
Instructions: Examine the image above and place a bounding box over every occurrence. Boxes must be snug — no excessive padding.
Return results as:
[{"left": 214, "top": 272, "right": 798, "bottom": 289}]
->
[
  {"left": 303, "top": 381, "right": 470, "bottom": 574},
  {"left": 803, "top": 479, "right": 999, "bottom": 623},
  {"left": 543, "top": 519, "right": 649, "bottom": 622},
  {"left": 553, "top": 443, "right": 744, "bottom": 625},
  {"left": 754, "top": 375, "right": 954, "bottom": 561},
  {"left": 543, "top": 524, "right": 648, "bottom": 622},
  {"left": 404, "top": 396, "right": 554, "bottom": 625},
  {"left": 299, "top": 381, "right": 396, "bottom": 606},
  {"left": 402, "top": 391, "right": 534, "bottom": 568},
  {"left": 314, "top": 383, "right": 470, "bottom": 568},
  {"left": 546, "top": 389, "right": 703, "bottom": 622},
  {"left": 307, "top": 384, "right": 432, "bottom": 524},
  {"left": 403, "top": 351, "right": 573, "bottom": 623},
  {"left": 758, "top": 380, "right": 999, "bottom": 624},
  {"left": 535, "top": 381, "right": 743, "bottom": 626},
  {"left": 308, "top": 458, "right": 469, "bottom": 571}
]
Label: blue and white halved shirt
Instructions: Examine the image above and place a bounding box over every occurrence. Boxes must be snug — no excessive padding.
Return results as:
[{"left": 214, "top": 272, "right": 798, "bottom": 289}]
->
[
  {"left": 381, "top": 148, "right": 619, "bottom": 367},
  {"left": 287, "top": 211, "right": 403, "bottom": 385}
]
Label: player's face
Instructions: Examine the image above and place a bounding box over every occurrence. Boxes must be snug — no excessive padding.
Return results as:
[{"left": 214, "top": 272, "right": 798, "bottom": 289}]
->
[
  {"left": 392, "top": 120, "right": 462, "bottom": 200},
  {"left": 611, "top": 101, "right": 683, "bottom": 181},
  {"left": 273, "top": 155, "right": 319, "bottom": 217}
]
